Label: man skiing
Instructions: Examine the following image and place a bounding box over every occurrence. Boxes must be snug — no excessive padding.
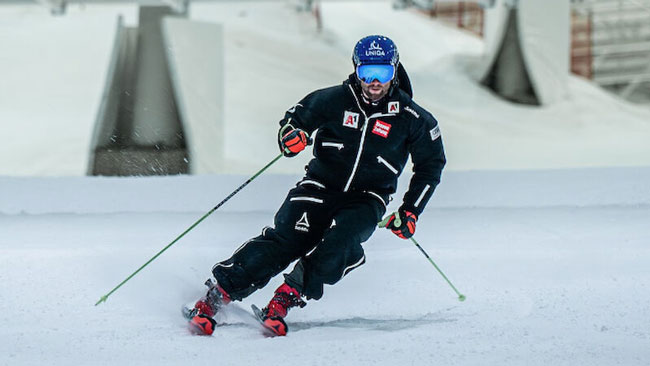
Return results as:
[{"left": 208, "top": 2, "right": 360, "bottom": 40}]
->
[{"left": 186, "top": 35, "right": 446, "bottom": 336}]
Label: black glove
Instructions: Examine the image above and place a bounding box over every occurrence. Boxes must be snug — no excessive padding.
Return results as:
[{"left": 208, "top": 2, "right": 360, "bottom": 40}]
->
[
  {"left": 385, "top": 210, "right": 417, "bottom": 239},
  {"left": 278, "top": 127, "right": 311, "bottom": 157}
]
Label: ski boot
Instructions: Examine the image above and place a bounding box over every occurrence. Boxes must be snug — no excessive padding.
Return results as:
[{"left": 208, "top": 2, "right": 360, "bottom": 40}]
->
[
  {"left": 256, "top": 283, "right": 306, "bottom": 336},
  {"left": 185, "top": 278, "right": 231, "bottom": 335}
]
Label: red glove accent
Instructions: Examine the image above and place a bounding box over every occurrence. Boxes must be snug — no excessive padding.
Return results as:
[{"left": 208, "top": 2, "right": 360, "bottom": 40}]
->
[
  {"left": 386, "top": 210, "right": 417, "bottom": 239},
  {"left": 280, "top": 129, "right": 310, "bottom": 157}
]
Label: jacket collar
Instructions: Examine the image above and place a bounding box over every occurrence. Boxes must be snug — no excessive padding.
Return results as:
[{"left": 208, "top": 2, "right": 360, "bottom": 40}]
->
[{"left": 345, "top": 74, "right": 400, "bottom": 115}]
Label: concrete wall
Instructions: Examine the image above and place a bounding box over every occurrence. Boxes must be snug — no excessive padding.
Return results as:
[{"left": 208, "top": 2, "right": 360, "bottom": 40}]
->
[{"left": 89, "top": 6, "right": 224, "bottom": 175}]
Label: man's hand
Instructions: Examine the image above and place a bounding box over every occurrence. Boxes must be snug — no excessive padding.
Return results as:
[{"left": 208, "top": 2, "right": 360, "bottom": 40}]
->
[
  {"left": 279, "top": 128, "right": 311, "bottom": 157},
  {"left": 385, "top": 210, "right": 417, "bottom": 239}
]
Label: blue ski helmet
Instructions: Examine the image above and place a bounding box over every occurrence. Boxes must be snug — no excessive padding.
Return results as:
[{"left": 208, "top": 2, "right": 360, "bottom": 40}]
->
[{"left": 352, "top": 35, "right": 399, "bottom": 84}]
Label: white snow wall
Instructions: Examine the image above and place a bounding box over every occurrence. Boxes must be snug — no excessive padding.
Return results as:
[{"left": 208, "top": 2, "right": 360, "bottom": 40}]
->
[
  {"left": 162, "top": 17, "right": 224, "bottom": 174},
  {"left": 480, "top": 0, "right": 570, "bottom": 105},
  {"left": 2, "top": 168, "right": 649, "bottom": 215}
]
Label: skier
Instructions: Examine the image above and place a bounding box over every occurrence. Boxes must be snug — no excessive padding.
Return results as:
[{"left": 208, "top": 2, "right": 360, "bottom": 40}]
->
[{"left": 186, "top": 35, "right": 446, "bottom": 336}]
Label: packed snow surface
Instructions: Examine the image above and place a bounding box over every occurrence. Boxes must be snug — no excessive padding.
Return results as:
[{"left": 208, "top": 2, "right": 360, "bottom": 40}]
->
[{"left": 1, "top": 167, "right": 649, "bottom": 365}]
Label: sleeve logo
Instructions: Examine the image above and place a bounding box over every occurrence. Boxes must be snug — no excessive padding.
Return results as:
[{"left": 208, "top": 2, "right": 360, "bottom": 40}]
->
[
  {"left": 343, "top": 111, "right": 360, "bottom": 129},
  {"left": 430, "top": 125, "right": 441, "bottom": 141}
]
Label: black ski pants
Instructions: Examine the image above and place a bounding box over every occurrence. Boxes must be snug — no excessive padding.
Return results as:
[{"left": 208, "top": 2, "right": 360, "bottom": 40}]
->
[{"left": 212, "top": 180, "right": 386, "bottom": 301}]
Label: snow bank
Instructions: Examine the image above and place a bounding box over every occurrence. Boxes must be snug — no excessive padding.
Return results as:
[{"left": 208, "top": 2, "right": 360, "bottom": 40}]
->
[{"left": 2, "top": 167, "right": 648, "bottom": 215}]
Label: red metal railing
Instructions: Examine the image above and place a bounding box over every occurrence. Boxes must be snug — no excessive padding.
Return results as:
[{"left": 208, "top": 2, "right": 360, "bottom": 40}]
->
[
  {"left": 428, "top": 1, "right": 484, "bottom": 37},
  {"left": 571, "top": 10, "right": 593, "bottom": 79}
]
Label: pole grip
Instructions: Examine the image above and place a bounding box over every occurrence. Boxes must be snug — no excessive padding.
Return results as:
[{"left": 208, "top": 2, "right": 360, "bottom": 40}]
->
[{"left": 378, "top": 211, "right": 401, "bottom": 228}]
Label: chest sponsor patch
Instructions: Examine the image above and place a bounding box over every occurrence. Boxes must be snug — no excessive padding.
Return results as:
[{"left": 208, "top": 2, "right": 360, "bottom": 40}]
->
[
  {"left": 388, "top": 101, "right": 399, "bottom": 114},
  {"left": 430, "top": 125, "right": 441, "bottom": 141},
  {"left": 343, "top": 111, "right": 360, "bottom": 129},
  {"left": 372, "top": 120, "right": 392, "bottom": 138}
]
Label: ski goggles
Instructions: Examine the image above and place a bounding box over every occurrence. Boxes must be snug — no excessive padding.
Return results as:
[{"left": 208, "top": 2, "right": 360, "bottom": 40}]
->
[{"left": 355, "top": 64, "right": 396, "bottom": 84}]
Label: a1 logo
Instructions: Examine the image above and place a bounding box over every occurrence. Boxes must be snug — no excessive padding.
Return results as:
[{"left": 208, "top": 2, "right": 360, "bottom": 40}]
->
[{"left": 343, "top": 111, "right": 360, "bottom": 129}]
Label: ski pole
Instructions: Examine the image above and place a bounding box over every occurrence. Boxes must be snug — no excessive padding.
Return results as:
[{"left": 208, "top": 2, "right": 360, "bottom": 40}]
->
[
  {"left": 95, "top": 153, "right": 284, "bottom": 306},
  {"left": 378, "top": 213, "right": 466, "bottom": 302}
]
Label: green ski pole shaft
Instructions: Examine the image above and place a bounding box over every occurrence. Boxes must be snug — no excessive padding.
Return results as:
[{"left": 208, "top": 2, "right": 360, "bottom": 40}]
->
[
  {"left": 378, "top": 213, "right": 466, "bottom": 302},
  {"left": 95, "top": 153, "right": 283, "bottom": 306},
  {"left": 408, "top": 236, "right": 465, "bottom": 302}
]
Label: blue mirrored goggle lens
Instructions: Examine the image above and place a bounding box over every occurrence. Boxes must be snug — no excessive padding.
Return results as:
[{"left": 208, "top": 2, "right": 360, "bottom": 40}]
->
[{"left": 356, "top": 64, "right": 395, "bottom": 84}]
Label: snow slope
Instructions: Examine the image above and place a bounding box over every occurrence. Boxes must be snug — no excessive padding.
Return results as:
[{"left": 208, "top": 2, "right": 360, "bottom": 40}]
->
[{"left": 1, "top": 168, "right": 649, "bottom": 365}]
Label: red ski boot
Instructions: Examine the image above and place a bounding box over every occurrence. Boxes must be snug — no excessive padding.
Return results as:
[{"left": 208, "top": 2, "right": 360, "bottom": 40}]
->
[
  {"left": 258, "top": 283, "right": 306, "bottom": 336},
  {"left": 186, "top": 279, "right": 231, "bottom": 335}
]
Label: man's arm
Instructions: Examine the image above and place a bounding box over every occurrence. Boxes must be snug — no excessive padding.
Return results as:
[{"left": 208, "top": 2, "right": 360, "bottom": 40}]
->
[
  {"left": 400, "top": 111, "right": 446, "bottom": 217},
  {"left": 279, "top": 89, "right": 330, "bottom": 135},
  {"left": 277, "top": 89, "right": 331, "bottom": 156}
]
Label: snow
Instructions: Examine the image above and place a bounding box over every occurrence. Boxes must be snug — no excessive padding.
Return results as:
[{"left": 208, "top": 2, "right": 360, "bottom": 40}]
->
[
  {"left": 1, "top": 168, "right": 650, "bottom": 365},
  {"left": 1, "top": 1, "right": 650, "bottom": 365},
  {"left": 1, "top": 1, "right": 650, "bottom": 175}
]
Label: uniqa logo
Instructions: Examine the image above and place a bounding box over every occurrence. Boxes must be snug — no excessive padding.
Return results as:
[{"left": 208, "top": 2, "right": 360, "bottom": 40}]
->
[
  {"left": 365, "top": 40, "right": 385, "bottom": 56},
  {"left": 369, "top": 41, "right": 382, "bottom": 50}
]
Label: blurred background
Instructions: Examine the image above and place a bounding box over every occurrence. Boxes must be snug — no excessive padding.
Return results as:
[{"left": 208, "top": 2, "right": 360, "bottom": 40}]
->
[{"left": 1, "top": 0, "right": 650, "bottom": 177}]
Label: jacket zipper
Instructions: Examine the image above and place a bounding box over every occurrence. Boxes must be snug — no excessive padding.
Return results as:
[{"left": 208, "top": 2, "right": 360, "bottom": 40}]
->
[
  {"left": 344, "top": 85, "right": 371, "bottom": 192},
  {"left": 322, "top": 142, "right": 344, "bottom": 150},
  {"left": 376, "top": 156, "right": 398, "bottom": 174},
  {"left": 365, "top": 190, "right": 387, "bottom": 208}
]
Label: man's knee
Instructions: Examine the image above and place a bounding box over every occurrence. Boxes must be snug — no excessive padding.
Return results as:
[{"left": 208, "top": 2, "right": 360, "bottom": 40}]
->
[
  {"left": 297, "top": 243, "right": 365, "bottom": 300},
  {"left": 212, "top": 260, "right": 264, "bottom": 301},
  {"left": 211, "top": 232, "right": 298, "bottom": 300}
]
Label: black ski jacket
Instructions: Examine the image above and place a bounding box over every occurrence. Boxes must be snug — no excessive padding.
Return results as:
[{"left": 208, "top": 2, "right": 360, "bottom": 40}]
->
[{"left": 279, "top": 72, "right": 446, "bottom": 217}]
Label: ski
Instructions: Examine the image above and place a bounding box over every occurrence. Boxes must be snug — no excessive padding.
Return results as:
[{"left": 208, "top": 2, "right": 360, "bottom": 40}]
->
[{"left": 182, "top": 303, "right": 288, "bottom": 337}]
